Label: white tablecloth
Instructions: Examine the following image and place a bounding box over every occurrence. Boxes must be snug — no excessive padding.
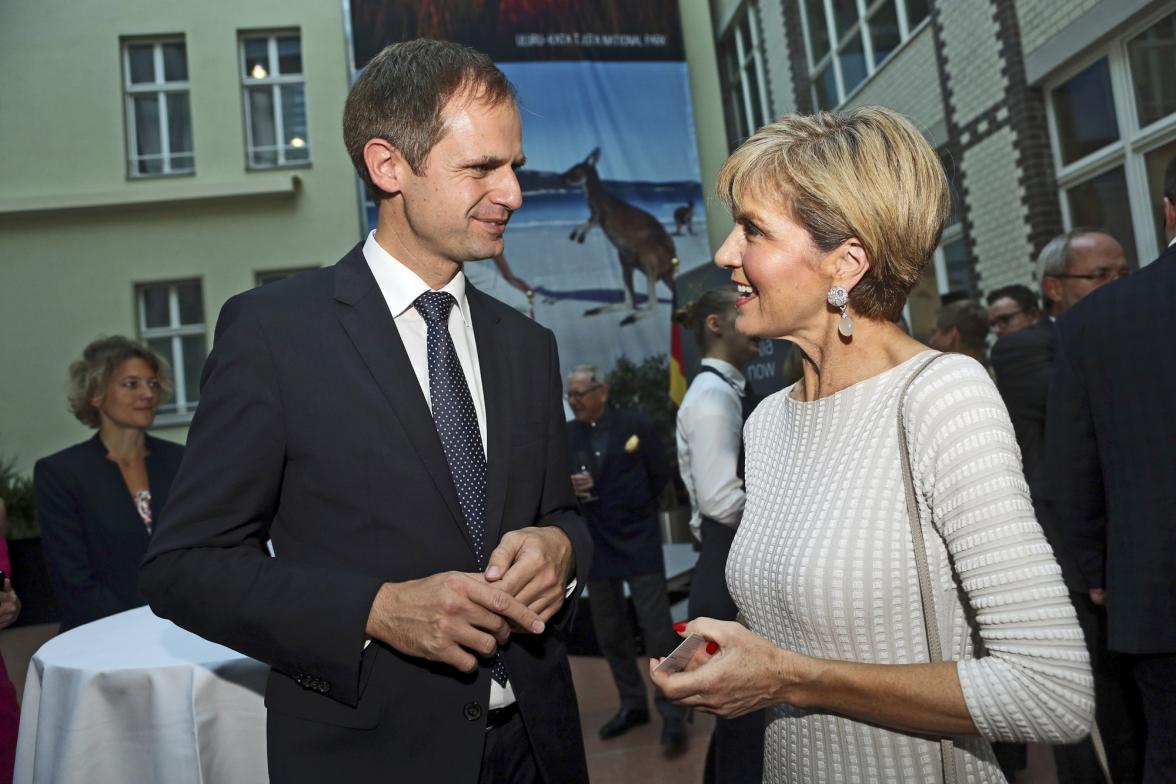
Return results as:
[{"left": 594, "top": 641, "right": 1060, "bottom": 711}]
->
[{"left": 15, "top": 606, "right": 268, "bottom": 784}]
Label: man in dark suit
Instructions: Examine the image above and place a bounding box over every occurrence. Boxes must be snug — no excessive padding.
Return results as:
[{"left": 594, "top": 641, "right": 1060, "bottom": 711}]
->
[
  {"left": 991, "top": 229, "right": 1139, "bottom": 783},
  {"left": 141, "top": 40, "right": 591, "bottom": 784},
  {"left": 565, "top": 365, "right": 689, "bottom": 751},
  {"left": 1047, "top": 159, "right": 1176, "bottom": 783}
]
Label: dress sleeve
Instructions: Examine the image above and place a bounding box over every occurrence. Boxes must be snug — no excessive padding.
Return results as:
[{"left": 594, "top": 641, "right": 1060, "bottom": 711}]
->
[{"left": 906, "top": 355, "right": 1093, "bottom": 744}]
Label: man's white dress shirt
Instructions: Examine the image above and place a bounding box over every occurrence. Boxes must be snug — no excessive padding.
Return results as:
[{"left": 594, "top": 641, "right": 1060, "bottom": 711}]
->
[
  {"left": 362, "top": 232, "right": 514, "bottom": 708},
  {"left": 675, "top": 358, "right": 747, "bottom": 540}
]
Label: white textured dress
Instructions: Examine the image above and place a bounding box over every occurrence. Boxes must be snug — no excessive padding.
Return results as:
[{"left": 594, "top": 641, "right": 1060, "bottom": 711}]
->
[{"left": 727, "top": 351, "right": 1093, "bottom": 784}]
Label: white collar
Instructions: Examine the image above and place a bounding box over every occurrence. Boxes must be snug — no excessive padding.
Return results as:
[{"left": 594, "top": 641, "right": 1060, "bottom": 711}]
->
[
  {"left": 699, "top": 357, "right": 747, "bottom": 393},
  {"left": 362, "top": 231, "right": 471, "bottom": 325}
]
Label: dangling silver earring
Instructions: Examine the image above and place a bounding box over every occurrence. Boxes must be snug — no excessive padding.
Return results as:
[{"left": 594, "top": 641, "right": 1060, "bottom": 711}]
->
[{"left": 827, "top": 285, "right": 854, "bottom": 337}]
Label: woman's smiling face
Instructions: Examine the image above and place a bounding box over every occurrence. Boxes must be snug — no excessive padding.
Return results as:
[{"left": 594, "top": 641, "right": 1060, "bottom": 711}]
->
[{"left": 714, "top": 191, "right": 834, "bottom": 340}]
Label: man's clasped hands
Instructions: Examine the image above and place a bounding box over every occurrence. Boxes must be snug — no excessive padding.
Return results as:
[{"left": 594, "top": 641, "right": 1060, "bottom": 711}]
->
[{"left": 364, "top": 526, "right": 574, "bottom": 674}]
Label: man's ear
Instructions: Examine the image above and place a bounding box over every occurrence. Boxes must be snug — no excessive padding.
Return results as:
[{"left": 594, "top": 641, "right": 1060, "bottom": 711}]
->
[
  {"left": 1164, "top": 196, "right": 1175, "bottom": 236},
  {"left": 363, "top": 138, "right": 408, "bottom": 197},
  {"left": 1042, "top": 275, "right": 1062, "bottom": 310},
  {"left": 832, "top": 238, "right": 870, "bottom": 292}
]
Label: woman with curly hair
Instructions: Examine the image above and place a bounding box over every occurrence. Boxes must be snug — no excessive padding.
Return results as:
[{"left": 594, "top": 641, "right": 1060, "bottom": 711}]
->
[{"left": 35, "top": 336, "right": 184, "bottom": 631}]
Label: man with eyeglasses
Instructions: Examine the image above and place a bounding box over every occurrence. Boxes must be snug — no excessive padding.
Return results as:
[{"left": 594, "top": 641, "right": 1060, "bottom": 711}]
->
[
  {"left": 985, "top": 284, "right": 1041, "bottom": 338},
  {"left": 564, "top": 365, "right": 690, "bottom": 753},
  {"left": 1040, "top": 229, "right": 1130, "bottom": 317},
  {"left": 1047, "top": 158, "right": 1176, "bottom": 783},
  {"left": 990, "top": 227, "right": 1142, "bottom": 783}
]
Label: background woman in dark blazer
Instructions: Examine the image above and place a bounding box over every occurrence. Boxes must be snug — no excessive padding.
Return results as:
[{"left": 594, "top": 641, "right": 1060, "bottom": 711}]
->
[{"left": 35, "top": 336, "right": 184, "bottom": 631}]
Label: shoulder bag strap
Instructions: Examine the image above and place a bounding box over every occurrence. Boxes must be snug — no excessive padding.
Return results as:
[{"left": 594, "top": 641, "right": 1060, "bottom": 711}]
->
[{"left": 896, "top": 352, "right": 959, "bottom": 784}]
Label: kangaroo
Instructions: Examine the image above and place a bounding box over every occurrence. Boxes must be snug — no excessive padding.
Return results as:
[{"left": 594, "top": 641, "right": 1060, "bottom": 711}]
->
[
  {"left": 672, "top": 199, "right": 694, "bottom": 235},
  {"left": 561, "top": 148, "right": 676, "bottom": 321}
]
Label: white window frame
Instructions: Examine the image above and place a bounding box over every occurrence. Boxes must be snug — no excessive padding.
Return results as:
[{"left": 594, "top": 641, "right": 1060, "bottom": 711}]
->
[
  {"left": 137, "top": 281, "right": 206, "bottom": 423},
  {"left": 931, "top": 224, "right": 968, "bottom": 295},
  {"left": 798, "top": 0, "right": 930, "bottom": 111},
  {"left": 717, "top": 4, "right": 771, "bottom": 147},
  {"left": 1045, "top": 6, "right": 1176, "bottom": 268},
  {"left": 123, "top": 37, "right": 194, "bottom": 178},
  {"left": 240, "top": 31, "right": 310, "bottom": 169}
]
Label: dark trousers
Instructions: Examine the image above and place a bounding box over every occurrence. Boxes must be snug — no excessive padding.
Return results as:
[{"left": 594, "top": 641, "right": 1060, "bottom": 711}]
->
[
  {"left": 1134, "top": 653, "right": 1176, "bottom": 784},
  {"left": 687, "top": 518, "right": 739, "bottom": 622},
  {"left": 689, "top": 519, "right": 765, "bottom": 784},
  {"left": 479, "top": 710, "right": 542, "bottom": 784},
  {"left": 587, "top": 572, "right": 687, "bottom": 721},
  {"left": 1055, "top": 592, "right": 1146, "bottom": 784}
]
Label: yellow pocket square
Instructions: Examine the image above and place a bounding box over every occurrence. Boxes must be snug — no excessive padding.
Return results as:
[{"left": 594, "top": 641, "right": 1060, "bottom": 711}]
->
[{"left": 624, "top": 434, "right": 640, "bottom": 453}]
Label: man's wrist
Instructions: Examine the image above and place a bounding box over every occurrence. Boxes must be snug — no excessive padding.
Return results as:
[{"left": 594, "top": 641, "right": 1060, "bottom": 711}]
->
[{"left": 365, "top": 582, "right": 398, "bottom": 640}]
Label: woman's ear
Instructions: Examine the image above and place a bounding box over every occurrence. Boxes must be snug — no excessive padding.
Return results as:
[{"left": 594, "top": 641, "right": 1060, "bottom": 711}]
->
[
  {"left": 834, "top": 238, "right": 870, "bottom": 291},
  {"left": 704, "top": 312, "right": 723, "bottom": 337}
]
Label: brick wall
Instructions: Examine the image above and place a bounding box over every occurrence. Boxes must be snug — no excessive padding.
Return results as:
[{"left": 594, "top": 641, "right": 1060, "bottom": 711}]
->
[
  {"left": 937, "top": 0, "right": 1008, "bottom": 128},
  {"left": 963, "top": 127, "right": 1036, "bottom": 290},
  {"left": 1016, "top": 0, "right": 1102, "bottom": 55},
  {"left": 757, "top": 0, "right": 796, "bottom": 116},
  {"left": 844, "top": 27, "right": 945, "bottom": 134}
]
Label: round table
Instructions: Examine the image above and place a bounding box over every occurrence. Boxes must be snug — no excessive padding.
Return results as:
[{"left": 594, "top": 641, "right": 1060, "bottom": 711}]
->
[{"left": 15, "top": 606, "right": 268, "bottom": 784}]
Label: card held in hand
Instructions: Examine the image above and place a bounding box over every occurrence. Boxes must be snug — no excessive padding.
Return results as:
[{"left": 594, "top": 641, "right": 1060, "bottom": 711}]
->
[{"left": 653, "top": 633, "right": 706, "bottom": 674}]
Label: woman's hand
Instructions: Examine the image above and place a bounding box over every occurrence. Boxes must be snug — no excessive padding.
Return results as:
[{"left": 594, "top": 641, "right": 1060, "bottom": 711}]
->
[
  {"left": 649, "top": 618, "right": 813, "bottom": 718},
  {"left": 0, "top": 579, "right": 21, "bottom": 630}
]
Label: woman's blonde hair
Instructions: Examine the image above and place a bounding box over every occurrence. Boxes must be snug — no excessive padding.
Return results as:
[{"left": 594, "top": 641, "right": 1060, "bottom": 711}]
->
[
  {"left": 717, "top": 106, "right": 950, "bottom": 321},
  {"left": 67, "top": 336, "right": 173, "bottom": 428}
]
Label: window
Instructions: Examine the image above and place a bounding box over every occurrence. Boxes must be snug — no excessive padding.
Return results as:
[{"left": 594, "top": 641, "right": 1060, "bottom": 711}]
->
[
  {"left": 241, "top": 32, "right": 309, "bottom": 168},
  {"left": 717, "top": 5, "right": 771, "bottom": 148},
  {"left": 256, "top": 267, "right": 316, "bottom": 286},
  {"left": 137, "top": 281, "right": 207, "bottom": 421},
  {"left": 1047, "top": 9, "right": 1176, "bottom": 267},
  {"left": 123, "top": 38, "right": 194, "bottom": 177},
  {"left": 799, "top": 0, "right": 930, "bottom": 110}
]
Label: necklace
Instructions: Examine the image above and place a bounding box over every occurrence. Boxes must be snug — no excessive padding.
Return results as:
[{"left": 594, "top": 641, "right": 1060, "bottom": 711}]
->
[{"left": 135, "top": 490, "right": 153, "bottom": 533}]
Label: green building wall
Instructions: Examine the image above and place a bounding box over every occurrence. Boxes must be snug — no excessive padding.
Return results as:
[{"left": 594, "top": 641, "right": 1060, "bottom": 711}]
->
[{"left": 0, "top": 0, "right": 362, "bottom": 472}]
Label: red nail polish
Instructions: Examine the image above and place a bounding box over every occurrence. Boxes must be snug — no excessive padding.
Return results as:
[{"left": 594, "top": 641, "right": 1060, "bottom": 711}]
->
[
  {"left": 673, "top": 622, "right": 687, "bottom": 633},
  {"left": 705, "top": 641, "right": 719, "bottom": 655}
]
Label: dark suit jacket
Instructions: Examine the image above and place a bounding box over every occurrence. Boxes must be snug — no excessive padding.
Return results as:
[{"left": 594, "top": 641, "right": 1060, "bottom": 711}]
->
[
  {"left": 140, "top": 245, "right": 592, "bottom": 784},
  {"left": 989, "top": 318, "right": 1089, "bottom": 593},
  {"left": 1046, "top": 242, "right": 1176, "bottom": 654},
  {"left": 567, "top": 407, "right": 669, "bottom": 578},
  {"left": 34, "top": 433, "right": 183, "bottom": 631},
  {"left": 991, "top": 317, "right": 1056, "bottom": 496}
]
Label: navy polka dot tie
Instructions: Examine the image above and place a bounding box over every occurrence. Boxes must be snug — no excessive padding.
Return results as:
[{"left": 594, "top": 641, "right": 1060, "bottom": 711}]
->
[{"left": 414, "top": 291, "right": 508, "bottom": 687}]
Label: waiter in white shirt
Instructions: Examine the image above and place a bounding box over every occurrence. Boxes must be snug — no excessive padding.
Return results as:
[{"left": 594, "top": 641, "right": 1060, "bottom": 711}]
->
[{"left": 674, "top": 288, "right": 764, "bottom": 784}]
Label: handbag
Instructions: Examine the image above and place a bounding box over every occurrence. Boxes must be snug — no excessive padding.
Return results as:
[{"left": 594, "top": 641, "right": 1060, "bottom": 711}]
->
[{"left": 897, "top": 352, "right": 960, "bottom": 784}]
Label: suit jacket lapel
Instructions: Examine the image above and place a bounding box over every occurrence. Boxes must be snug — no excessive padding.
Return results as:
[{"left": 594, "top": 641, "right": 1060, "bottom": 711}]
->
[
  {"left": 467, "top": 285, "right": 510, "bottom": 548},
  {"left": 332, "top": 247, "right": 472, "bottom": 552}
]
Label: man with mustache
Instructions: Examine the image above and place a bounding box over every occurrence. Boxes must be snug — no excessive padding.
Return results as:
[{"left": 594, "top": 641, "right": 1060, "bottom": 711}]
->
[{"left": 142, "top": 39, "right": 591, "bottom": 784}]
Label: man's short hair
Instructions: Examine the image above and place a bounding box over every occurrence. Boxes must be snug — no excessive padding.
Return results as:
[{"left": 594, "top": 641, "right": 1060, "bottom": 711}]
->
[
  {"left": 566, "top": 364, "right": 606, "bottom": 386},
  {"left": 1035, "top": 227, "right": 1108, "bottom": 282},
  {"left": 343, "top": 39, "right": 517, "bottom": 200},
  {"left": 985, "top": 284, "right": 1040, "bottom": 314},
  {"left": 1164, "top": 156, "right": 1176, "bottom": 204},
  {"left": 936, "top": 300, "right": 989, "bottom": 351}
]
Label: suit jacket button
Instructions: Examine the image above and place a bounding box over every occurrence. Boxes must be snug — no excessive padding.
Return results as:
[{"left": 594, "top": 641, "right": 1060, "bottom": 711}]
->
[
  {"left": 319, "top": 681, "right": 330, "bottom": 694},
  {"left": 463, "top": 701, "right": 483, "bottom": 721}
]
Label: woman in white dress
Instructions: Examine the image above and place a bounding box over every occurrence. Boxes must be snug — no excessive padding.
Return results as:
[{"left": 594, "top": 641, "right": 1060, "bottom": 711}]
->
[{"left": 650, "top": 107, "right": 1093, "bottom": 783}]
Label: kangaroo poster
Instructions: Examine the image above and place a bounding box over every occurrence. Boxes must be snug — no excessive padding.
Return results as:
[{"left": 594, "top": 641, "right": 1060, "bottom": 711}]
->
[{"left": 347, "top": 0, "right": 710, "bottom": 383}]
